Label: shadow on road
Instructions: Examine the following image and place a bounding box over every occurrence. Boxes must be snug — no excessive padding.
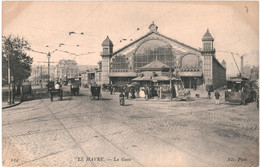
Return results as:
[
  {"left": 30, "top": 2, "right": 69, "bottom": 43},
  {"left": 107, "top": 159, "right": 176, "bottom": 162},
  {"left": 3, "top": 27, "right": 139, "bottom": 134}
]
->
[
  {"left": 60, "top": 97, "right": 72, "bottom": 101},
  {"left": 90, "top": 98, "right": 112, "bottom": 101},
  {"left": 123, "top": 104, "right": 133, "bottom": 106}
]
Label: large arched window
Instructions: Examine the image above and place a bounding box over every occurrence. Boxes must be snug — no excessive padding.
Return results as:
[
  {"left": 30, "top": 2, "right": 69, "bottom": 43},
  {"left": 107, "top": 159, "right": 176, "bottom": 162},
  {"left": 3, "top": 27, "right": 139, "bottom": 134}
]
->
[
  {"left": 181, "top": 54, "right": 200, "bottom": 68},
  {"left": 111, "top": 55, "right": 129, "bottom": 69},
  {"left": 134, "top": 40, "right": 173, "bottom": 69}
]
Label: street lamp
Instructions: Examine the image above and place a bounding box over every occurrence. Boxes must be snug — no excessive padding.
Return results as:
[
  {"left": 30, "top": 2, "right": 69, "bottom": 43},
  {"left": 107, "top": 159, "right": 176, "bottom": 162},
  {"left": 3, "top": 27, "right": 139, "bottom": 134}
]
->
[{"left": 47, "top": 52, "right": 51, "bottom": 84}]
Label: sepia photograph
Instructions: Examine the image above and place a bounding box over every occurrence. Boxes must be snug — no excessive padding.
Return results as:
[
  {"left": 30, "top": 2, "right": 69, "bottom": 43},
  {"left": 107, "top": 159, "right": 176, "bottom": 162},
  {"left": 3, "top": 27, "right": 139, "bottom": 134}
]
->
[{"left": 2, "top": 1, "right": 259, "bottom": 167}]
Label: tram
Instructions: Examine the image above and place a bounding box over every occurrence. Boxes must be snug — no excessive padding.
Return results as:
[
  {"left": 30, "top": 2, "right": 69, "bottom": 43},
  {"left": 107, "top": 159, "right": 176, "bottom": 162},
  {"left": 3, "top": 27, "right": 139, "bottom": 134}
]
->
[{"left": 225, "top": 76, "right": 256, "bottom": 105}]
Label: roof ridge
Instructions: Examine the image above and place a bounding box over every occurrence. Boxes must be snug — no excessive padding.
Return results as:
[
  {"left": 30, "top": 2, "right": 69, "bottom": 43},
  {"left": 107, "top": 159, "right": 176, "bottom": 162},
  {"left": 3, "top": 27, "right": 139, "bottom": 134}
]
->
[
  {"left": 141, "top": 59, "right": 170, "bottom": 69},
  {"left": 112, "top": 31, "right": 201, "bottom": 55}
]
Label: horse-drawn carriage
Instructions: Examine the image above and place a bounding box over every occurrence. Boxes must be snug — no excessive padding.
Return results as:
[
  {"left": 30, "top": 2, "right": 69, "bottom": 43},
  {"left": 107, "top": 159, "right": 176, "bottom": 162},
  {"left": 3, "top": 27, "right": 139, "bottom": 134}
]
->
[
  {"left": 21, "top": 82, "right": 34, "bottom": 101},
  {"left": 91, "top": 85, "right": 102, "bottom": 100},
  {"left": 49, "top": 81, "right": 63, "bottom": 101},
  {"left": 70, "top": 81, "right": 80, "bottom": 96}
]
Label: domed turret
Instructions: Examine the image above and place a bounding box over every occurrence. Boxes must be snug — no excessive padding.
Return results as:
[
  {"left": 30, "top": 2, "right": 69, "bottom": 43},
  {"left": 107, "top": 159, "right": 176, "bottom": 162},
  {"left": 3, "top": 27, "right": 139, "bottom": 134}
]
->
[
  {"left": 102, "top": 36, "right": 114, "bottom": 47},
  {"left": 101, "top": 36, "right": 113, "bottom": 55}
]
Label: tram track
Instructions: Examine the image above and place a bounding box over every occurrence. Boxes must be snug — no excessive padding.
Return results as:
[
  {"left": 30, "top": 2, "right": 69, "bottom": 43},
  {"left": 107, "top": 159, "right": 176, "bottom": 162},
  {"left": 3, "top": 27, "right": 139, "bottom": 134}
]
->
[
  {"left": 4, "top": 88, "right": 252, "bottom": 167},
  {"left": 45, "top": 91, "right": 145, "bottom": 167},
  {"left": 33, "top": 92, "right": 97, "bottom": 167},
  {"left": 2, "top": 95, "right": 83, "bottom": 126},
  {"left": 89, "top": 97, "right": 241, "bottom": 166}
]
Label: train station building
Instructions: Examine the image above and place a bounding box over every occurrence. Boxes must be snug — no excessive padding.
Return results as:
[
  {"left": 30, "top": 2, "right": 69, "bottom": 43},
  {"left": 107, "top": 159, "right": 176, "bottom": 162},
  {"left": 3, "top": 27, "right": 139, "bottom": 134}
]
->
[{"left": 100, "top": 22, "right": 226, "bottom": 90}]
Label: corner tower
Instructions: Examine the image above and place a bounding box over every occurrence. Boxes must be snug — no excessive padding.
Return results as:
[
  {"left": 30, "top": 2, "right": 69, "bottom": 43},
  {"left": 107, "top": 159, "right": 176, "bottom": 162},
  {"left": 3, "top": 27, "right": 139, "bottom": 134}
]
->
[
  {"left": 101, "top": 36, "right": 113, "bottom": 84},
  {"left": 201, "top": 29, "right": 215, "bottom": 86}
]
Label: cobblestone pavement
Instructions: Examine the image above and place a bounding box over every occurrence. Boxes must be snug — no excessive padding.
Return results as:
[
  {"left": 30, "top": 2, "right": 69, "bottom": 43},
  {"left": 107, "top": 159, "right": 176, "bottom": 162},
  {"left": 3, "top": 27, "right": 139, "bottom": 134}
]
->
[{"left": 2, "top": 87, "right": 259, "bottom": 167}]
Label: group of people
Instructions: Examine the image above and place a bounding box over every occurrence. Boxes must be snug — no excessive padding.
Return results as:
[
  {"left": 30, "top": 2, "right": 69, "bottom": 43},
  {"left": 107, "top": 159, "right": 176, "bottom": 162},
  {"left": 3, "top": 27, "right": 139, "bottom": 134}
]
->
[
  {"left": 7, "top": 79, "right": 32, "bottom": 104},
  {"left": 207, "top": 89, "right": 220, "bottom": 105},
  {"left": 110, "top": 85, "right": 139, "bottom": 99}
]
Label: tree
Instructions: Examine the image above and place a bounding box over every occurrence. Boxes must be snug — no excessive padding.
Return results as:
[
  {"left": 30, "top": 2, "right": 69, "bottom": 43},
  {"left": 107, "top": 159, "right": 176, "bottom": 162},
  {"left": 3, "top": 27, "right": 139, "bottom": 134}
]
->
[{"left": 2, "top": 35, "right": 33, "bottom": 85}]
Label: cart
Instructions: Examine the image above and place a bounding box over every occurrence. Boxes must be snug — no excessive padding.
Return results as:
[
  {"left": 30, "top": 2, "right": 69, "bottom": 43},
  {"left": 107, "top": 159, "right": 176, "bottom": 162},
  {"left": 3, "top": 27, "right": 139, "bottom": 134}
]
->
[
  {"left": 49, "top": 82, "right": 63, "bottom": 101},
  {"left": 21, "top": 82, "right": 34, "bottom": 101},
  {"left": 177, "top": 89, "right": 191, "bottom": 101},
  {"left": 91, "top": 86, "right": 102, "bottom": 100},
  {"left": 70, "top": 82, "right": 80, "bottom": 96}
]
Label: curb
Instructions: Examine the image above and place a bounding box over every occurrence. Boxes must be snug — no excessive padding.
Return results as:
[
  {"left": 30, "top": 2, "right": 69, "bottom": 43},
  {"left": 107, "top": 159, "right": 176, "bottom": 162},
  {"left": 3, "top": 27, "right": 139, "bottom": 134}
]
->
[{"left": 2, "top": 100, "right": 22, "bottom": 109}]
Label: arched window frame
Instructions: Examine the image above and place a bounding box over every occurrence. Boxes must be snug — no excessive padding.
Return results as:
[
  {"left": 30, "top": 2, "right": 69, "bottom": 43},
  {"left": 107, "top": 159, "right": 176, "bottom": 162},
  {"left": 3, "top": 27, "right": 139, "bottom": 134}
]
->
[
  {"left": 111, "top": 55, "right": 129, "bottom": 70},
  {"left": 133, "top": 39, "right": 174, "bottom": 69}
]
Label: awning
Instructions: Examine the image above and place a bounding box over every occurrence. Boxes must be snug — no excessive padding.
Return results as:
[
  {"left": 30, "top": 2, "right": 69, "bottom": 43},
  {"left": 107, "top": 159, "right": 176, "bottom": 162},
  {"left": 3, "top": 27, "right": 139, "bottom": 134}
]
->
[
  {"left": 229, "top": 77, "right": 249, "bottom": 82},
  {"left": 132, "top": 76, "right": 152, "bottom": 81},
  {"left": 178, "top": 71, "right": 202, "bottom": 77},
  {"left": 155, "top": 76, "right": 180, "bottom": 81},
  {"left": 108, "top": 72, "right": 137, "bottom": 77},
  {"left": 132, "top": 75, "right": 180, "bottom": 82}
]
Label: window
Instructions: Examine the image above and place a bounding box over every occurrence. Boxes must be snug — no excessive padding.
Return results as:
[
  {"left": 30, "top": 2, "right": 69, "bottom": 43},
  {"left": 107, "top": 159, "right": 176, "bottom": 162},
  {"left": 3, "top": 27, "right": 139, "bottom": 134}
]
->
[
  {"left": 134, "top": 40, "right": 173, "bottom": 69},
  {"left": 111, "top": 55, "right": 129, "bottom": 69},
  {"left": 103, "top": 48, "right": 109, "bottom": 54},
  {"left": 181, "top": 54, "right": 200, "bottom": 68}
]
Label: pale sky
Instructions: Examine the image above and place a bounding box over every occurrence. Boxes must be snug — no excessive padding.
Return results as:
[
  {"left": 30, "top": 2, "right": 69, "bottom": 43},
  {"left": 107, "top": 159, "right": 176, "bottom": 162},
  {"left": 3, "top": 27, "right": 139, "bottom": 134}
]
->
[{"left": 3, "top": 1, "right": 259, "bottom": 76}]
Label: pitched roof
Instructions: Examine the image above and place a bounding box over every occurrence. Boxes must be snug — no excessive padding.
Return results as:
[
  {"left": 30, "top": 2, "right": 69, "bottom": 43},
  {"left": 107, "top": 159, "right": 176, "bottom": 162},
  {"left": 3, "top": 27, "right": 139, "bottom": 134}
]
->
[
  {"left": 140, "top": 60, "right": 170, "bottom": 71},
  {"left": 112, "top": 31, "right": 200, "bottom": 55},
  {"left": 202, "top": 29, "right": 214, "bottom": 41}
]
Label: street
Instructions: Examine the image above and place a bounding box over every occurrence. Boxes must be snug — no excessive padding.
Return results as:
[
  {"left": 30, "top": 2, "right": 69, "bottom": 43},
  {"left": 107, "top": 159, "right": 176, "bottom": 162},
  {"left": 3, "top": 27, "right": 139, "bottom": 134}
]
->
[{"left": 2, "top": 86, "right": 259, "bottom": 167}]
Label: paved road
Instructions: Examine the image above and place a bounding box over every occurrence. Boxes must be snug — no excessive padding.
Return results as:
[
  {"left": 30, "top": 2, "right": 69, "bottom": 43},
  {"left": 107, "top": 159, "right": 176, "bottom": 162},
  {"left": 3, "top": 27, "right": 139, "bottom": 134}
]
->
[{"left": 2, "top": 87, "right": 259, "bottom": 167}]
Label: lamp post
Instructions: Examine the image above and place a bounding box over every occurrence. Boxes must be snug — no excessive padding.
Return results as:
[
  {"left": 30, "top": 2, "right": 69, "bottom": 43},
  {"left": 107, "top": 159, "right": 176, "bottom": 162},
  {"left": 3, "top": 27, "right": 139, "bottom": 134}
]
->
[
  {"left": 7, "top": 52, "right": 11, "bottom": 104},
  {"left": 170, "top": 66, "right": 172, "bottom": 100},
  {"left": 47, "top": 52, "right": 51, "bottom": 84}
]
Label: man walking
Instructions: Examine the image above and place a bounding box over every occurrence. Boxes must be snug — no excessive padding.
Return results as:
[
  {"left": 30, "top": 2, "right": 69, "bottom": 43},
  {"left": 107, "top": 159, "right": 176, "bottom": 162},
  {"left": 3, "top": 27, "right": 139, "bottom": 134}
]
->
[
  {"left": 207, "top": 90, "right": 211, "bottom": 99},
  {"left": 215, "top": 90, "right": 220, "bottom": 105}
]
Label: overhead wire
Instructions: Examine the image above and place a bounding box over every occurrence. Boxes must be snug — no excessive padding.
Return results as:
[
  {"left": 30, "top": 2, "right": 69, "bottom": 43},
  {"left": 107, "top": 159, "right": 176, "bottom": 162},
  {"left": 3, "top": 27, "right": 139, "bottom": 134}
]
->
[
  {"left": 51, "top": 2, "right": 102, "bottom": 53},
  {"left": 114, "top": 9, "right": 175, "bottom": 47}
]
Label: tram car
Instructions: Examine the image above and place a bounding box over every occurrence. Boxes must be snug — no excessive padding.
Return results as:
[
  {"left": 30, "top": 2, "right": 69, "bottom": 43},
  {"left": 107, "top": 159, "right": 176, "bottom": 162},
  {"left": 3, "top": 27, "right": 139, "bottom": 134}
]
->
[
  {"left": 70, "top": 80, "right": 80, "bottom": 96},
  {"left": 21, "top": 82, "right": 34, "bottom": 101},
  {"left": 225, "top": 76, "right": 256, "bottom": 105},
  {"left": 91, "top": 85, "right": 102, "bottom": 100},
  {"left": 49, "top": 81, "right": 63, "bottom": 101}
]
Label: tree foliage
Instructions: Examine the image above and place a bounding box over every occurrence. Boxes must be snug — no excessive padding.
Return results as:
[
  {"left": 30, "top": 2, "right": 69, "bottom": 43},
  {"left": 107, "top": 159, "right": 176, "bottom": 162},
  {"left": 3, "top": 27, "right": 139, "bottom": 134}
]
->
[{"left": 2, "top": 35, "right": 33, "bottom": 85}]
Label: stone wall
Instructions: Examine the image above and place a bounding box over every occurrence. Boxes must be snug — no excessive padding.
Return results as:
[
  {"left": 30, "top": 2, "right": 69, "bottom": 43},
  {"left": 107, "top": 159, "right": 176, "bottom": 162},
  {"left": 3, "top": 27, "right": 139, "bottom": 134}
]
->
[{"left": 212, "top": 57, "right": 226, "bottom": 89}]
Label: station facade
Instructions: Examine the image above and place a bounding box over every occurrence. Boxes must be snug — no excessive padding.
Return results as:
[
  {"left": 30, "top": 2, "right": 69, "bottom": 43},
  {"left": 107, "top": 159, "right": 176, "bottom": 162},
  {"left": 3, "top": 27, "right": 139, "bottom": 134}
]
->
[{"left": 101, "top": 22, "right": 226, "bottom": 90}]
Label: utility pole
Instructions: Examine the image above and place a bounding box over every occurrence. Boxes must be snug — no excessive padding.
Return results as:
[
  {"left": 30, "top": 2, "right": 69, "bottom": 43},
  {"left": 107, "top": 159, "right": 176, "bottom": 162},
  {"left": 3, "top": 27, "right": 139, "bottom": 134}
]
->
[
  {"left": 7, "top": 52, "right": 11, "bottom": 104},
  {"left": 241, "top": 55, "right": 244, "bottom": 76},
  {"left": 47, "top": 52, "right": 51, "bottom": 84}
]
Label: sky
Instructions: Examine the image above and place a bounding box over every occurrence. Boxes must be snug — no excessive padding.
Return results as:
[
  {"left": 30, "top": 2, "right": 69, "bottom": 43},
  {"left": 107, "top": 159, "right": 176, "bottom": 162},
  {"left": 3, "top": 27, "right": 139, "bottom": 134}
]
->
[{"left": 2, "top": 1, "right": 259, "bottom": 76}]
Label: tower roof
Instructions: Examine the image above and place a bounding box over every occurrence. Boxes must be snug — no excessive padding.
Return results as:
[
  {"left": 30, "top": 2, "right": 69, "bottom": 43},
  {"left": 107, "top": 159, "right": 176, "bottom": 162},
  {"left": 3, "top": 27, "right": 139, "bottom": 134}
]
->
[
  {"left": 102, "top": 36, "right": 114, "bottom": 46},
  {"left": 202, "top": 29, "right": 214, "bottom": 41}
]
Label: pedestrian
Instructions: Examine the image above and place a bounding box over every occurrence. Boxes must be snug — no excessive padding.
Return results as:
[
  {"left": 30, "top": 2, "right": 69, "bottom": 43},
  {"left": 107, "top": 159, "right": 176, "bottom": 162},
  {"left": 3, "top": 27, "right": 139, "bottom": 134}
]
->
[
  {"left": 215, "top": 90, "right": 220, "bottom": 105},
  {"left": 110, "top": 85, "right": 113, "bottom": 95},
  {"left": 16, "top": 80, "right": 21, "bottom": 97},
  {"left": 157, "top": 87, "right": 160, "bottom": 98},
  {"left": 131, "top": 87, "right": 135, "bottom": 99},
  {"left": 207, "top": 90, "right": 211, "bottom": 99},
  {"left": 137, "top": 86, "right": 140, "bottom": 98},
  {"left": 119, "top": 91, "right": 125, "bottom": 105},
  {"left": 125, "top": 87, "right": 129, "bottom": 99},
  {"left": 144, "top": 87, "right": 148, "bottom": 100},
  {"left": 112, "top": 86, "right": 115, "bottom": 95},
  {"left": 241, "top": 86, "right": 246, "bottom": 105}
]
